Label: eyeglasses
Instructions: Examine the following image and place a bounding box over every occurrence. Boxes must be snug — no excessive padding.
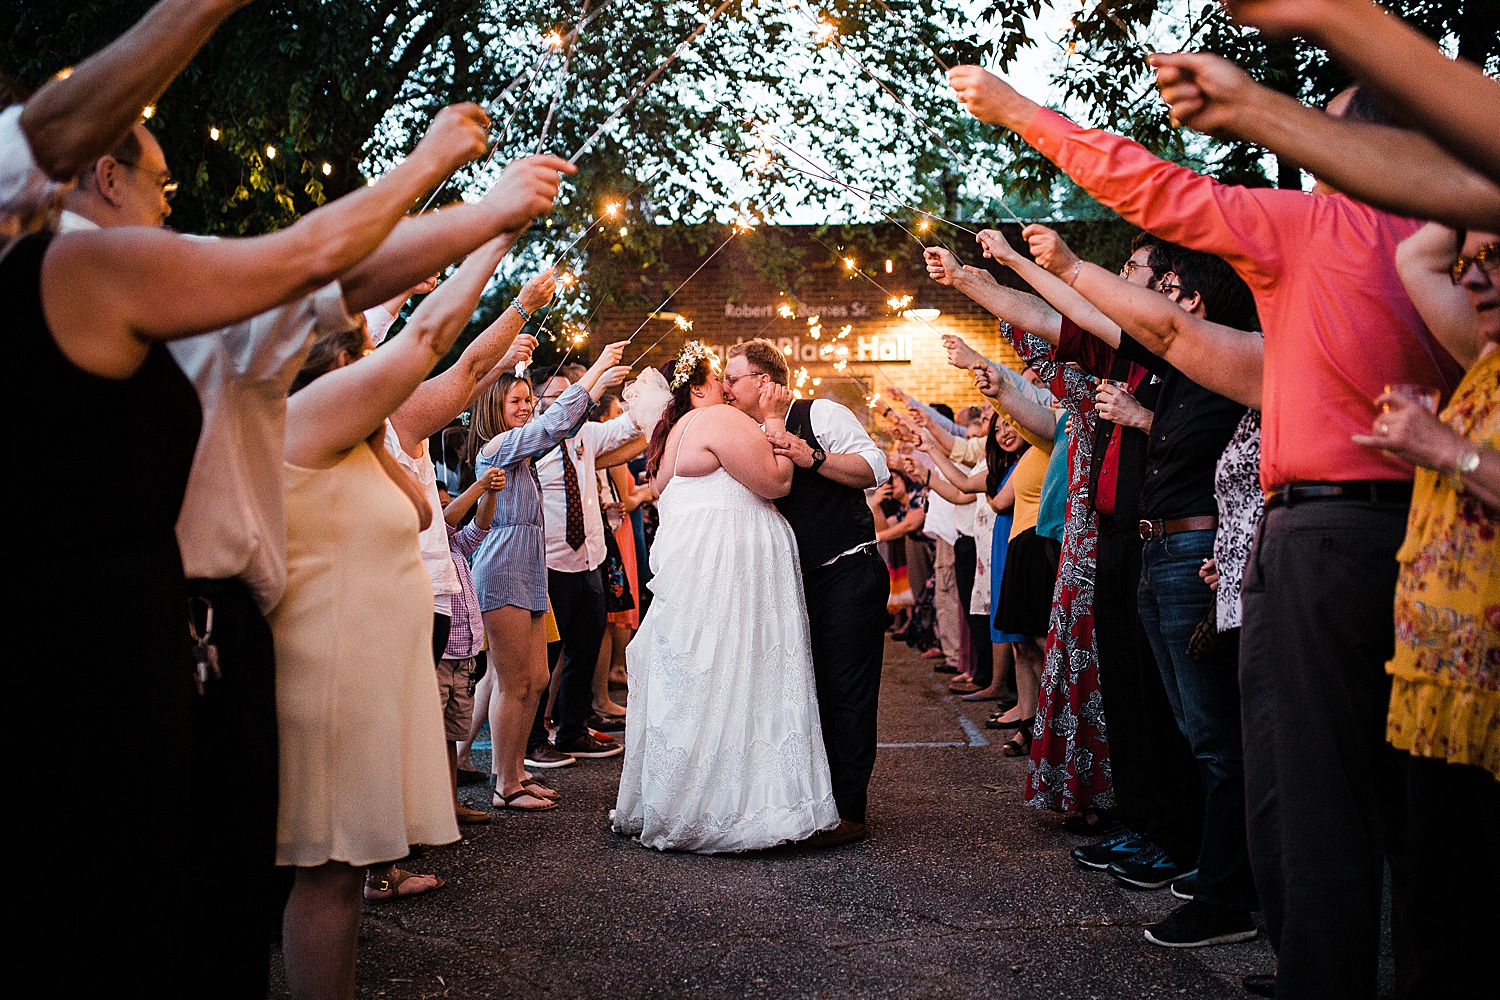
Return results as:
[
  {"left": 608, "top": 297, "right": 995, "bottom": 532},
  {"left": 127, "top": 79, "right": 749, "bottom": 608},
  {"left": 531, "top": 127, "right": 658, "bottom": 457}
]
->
[
  {"left": 1120, "top": 260, "right": 1154, "bottom": 279},
  {"left": 1158, "top": 282, "right": 1183, "bottom": 295},
  {"left": 1451, "top": 243, "right": 1499, "bottom": 285},
  {"left": 115, "top": 158, "right": 178, "bottom": 201},
  {"left": 722, "top": 371, "right": 767, "bottom": 387}
]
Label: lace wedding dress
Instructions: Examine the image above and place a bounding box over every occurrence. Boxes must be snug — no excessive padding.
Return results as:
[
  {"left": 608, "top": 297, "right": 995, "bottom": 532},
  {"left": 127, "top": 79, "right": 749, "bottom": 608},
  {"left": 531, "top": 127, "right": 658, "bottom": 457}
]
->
[{"left": 612, "top": 414, "right": 839, "bottom": 853}]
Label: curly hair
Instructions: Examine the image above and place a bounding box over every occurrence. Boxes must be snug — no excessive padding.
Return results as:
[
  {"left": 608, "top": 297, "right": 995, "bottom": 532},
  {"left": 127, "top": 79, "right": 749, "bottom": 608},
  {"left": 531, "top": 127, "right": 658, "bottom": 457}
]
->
[{"left": 643, "top": 353, "right": 716, "bottom": 479}]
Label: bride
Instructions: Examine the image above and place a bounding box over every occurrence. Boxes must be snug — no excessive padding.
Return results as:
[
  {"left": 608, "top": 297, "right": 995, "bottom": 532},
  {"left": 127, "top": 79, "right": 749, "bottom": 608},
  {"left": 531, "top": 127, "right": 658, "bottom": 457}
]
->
[{"left": 611, "top": 342, "right": 839, "bottom": 852}]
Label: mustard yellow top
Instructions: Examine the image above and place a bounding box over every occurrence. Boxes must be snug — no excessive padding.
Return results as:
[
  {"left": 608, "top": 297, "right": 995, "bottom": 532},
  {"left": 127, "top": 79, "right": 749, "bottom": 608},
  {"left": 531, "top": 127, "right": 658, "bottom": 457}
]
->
[
  {"left": 1386, "top": 349, "right": 1500, "bottom": 778},
  {"left": 1006, "top": 442, "right": 1052, "bottom": 540}
]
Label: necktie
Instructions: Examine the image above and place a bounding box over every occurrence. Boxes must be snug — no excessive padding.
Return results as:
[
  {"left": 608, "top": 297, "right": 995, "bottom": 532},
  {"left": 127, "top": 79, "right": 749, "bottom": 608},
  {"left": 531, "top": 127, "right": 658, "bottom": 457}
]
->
[{"left": 562, "top": 442, "right": 586, "bottom": 550}]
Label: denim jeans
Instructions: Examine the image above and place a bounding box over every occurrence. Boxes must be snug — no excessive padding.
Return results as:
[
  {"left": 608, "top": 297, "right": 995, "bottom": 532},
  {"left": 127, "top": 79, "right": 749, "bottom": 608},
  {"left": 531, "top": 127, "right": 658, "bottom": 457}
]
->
[{"left": 1138, "top": 528, "right": 1255, "bottom": 910}]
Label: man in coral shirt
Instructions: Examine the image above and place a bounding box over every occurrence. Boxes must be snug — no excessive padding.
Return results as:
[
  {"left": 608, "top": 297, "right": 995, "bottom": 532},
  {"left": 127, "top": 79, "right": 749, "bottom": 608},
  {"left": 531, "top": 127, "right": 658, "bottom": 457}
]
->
[{"left": 948, "top": 67, "right": 1462, "bottom": 997}]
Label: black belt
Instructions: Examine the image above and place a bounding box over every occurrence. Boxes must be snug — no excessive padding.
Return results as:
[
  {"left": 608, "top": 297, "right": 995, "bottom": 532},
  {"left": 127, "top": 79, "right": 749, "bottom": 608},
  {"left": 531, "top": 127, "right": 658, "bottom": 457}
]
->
[{"left": 1264, "top": 480, "right": 1414, "bottom": 511}]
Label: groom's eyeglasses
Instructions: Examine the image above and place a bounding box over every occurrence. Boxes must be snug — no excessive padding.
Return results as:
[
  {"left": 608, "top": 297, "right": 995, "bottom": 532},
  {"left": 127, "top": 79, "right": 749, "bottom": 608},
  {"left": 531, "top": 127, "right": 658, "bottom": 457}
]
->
[{"left": 722, "top": 371, "right": 767, "bottom": 388}]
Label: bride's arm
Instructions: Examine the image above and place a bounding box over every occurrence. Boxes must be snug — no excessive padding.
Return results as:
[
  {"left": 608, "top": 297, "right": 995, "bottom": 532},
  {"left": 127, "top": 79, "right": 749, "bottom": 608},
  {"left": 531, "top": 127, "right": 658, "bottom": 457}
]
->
[{"left": 706, "top": 390, "right": 796, "bottom": 500}]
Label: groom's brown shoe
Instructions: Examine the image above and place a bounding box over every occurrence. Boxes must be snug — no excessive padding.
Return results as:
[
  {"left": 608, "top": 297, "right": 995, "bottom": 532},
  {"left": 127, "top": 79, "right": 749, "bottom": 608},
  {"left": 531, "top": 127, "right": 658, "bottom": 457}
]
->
[{"left": 805, "top": 819, "right": 867, "bottom": 848}]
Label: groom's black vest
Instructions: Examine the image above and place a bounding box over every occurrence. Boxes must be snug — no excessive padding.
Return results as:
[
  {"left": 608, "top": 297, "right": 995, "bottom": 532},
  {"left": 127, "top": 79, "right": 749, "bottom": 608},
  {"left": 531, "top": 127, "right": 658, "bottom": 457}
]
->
[{"left": 773, "top": 399, "right": 877, "bottom": 576}]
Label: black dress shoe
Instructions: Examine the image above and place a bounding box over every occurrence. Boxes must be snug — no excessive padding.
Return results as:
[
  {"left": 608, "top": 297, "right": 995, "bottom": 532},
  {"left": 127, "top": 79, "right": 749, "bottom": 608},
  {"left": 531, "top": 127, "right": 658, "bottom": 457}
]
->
[
  {"left": 1241, "top": 973, "right": 1275, "bottom": 997},
  {"left": 932, "top": 663, "right": 959, "bottom": 674}
]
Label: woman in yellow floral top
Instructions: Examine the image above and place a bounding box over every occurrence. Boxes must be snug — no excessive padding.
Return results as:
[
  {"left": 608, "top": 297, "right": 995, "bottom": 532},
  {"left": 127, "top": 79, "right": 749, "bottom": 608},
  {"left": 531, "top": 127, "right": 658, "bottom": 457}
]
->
[{"left": 1357, "top": 227, "right": 1500, "bottom": 779}]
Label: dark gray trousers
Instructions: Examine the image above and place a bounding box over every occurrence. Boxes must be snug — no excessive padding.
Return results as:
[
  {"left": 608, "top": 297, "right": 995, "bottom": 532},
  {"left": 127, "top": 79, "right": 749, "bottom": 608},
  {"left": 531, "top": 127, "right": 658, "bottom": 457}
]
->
[{"left": 1240, "top": 498, "right": 1412, "bottom": 1000}]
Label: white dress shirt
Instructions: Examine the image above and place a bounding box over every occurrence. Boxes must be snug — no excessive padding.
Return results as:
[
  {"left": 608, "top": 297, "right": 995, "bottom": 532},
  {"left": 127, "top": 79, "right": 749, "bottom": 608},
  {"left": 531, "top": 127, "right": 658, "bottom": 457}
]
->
[
  {"left": 385, "top": 423, "right": 462, "bottom": 613},
  {"left": 0, "top": 105, "right": 58, "bottom": 224},
  {"left": 799, "top": 398, "right": 890, "bottom": 487},
  {"left": 536, "top": 410, "right": 643, "bottom": 573},
  {"left": 364, "top": 305, "right": 398, "bottom": 346},
  {"left": 59, "top": 210, "right": 362, "bottom": 612}
]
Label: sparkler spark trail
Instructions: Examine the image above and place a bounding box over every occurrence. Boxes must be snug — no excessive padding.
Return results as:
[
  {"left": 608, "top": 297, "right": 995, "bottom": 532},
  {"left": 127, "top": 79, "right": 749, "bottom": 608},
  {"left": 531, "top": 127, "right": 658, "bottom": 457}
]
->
[
  {"left": 568, "top": 0, "right": 739, "bottom": 165},
  {"left": 787, "top": 0, "right": 1027, "bottom": 225},
  {"left": 627, "top": 227, "right": 743, "bottom": 367}
]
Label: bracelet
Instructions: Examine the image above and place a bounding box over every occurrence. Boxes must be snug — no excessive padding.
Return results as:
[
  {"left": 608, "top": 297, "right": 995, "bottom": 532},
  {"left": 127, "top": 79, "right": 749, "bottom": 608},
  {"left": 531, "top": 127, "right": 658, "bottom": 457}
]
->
[
  {"left": 1065, "top": 260, "right": 1084, "bottom": 287},
  {"left": 924, "top": 473, "right": 932, "bottom": 487},
  {"left": 510, "top": 299, "right": 532, "bottom": 321}
]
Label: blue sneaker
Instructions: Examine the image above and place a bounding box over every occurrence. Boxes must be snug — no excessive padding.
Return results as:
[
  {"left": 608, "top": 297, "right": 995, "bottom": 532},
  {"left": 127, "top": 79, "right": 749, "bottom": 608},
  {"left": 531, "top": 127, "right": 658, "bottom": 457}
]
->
[
  {"left": 1070, "top": 828, "right": 1150, "bottom": 870},
  {"left": 1109, "top": 845, "right": 1198, "bottom": 890}
]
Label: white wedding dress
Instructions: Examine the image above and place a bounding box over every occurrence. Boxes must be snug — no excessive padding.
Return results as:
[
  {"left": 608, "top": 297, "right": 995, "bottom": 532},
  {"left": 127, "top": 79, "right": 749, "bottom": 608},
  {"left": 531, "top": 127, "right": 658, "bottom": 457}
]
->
[{"left": 612, "top": 412, "right": 839, "bottom": 853}]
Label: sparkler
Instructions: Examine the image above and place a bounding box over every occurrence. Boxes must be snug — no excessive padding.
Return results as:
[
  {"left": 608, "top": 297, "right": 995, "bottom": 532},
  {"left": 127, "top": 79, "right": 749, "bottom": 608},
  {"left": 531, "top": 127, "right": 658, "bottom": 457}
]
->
[
  {"left": 567, "top": 0, "right": 739, "bottom": 165},
  {"left": 626, "top": 225, "right": 745, "bottom": 367}
]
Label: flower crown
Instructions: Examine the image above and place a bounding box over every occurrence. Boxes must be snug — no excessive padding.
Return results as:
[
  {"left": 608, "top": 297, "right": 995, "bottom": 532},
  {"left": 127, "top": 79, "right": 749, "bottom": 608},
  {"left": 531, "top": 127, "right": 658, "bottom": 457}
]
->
[{"left": 670, "top": 340, "right": 717, "bottom": 390}]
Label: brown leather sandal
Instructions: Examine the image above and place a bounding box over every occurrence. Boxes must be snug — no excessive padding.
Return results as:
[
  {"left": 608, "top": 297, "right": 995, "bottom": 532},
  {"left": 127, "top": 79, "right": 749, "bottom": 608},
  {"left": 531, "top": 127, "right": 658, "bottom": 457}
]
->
[
  {"left": 363, "top": 867, "right": 445, "bottom": 903},
  {"left": 493, "top": 787, "right": 557, "bottom": 811}
]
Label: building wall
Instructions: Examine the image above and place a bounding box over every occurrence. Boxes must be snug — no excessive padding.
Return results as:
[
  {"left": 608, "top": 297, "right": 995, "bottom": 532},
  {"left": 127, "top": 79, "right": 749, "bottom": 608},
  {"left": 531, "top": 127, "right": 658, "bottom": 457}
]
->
[{"left": 584, "top": 225, "right": 1030, "bottom": 431}]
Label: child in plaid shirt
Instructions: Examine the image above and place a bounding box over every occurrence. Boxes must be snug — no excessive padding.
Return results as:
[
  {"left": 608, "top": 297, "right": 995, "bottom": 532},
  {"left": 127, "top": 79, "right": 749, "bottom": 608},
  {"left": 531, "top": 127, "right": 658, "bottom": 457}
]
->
[{"left": 436, "top": 467, "right": 503, "bottom": 824}]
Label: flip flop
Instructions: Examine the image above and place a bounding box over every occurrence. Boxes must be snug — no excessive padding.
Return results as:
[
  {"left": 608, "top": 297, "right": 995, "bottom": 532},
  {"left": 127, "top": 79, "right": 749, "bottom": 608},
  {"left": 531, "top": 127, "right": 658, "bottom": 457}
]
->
[{"left": 493, "top": 788, "right": 557, "bottom": 811}]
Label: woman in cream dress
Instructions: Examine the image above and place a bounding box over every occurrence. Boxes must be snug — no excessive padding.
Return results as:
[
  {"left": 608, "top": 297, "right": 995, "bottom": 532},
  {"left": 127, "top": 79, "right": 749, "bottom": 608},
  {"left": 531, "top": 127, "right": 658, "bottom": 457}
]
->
[{"left": 273, "top": 239, "right": 512, "bottom": 998}]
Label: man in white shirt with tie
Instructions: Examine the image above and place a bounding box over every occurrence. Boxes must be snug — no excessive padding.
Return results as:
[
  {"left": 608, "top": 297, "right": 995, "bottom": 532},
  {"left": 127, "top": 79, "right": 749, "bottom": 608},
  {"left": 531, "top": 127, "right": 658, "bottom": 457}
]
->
[{"left": 533, "top": 368, "right": 644, "bottom": 760}]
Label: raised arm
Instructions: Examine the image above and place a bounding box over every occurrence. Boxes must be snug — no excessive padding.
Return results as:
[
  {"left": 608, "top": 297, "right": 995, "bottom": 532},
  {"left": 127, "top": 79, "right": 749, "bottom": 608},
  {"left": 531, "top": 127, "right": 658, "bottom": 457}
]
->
[
  {"left": 1065, "top": 262, "right": 1265, "bottom": 409},
  {"left": 595, "top": 437, "right": 649, "bottom": 470},
  {"left": 285, "top": 237, "right": 506, "bottom": 468},
  {"left": 19, "top": 0, "right": 252, "bottom": 180},
  {"left": 1394, "top": 223, "right": 1484, "bottom": 368},
  {"left": 339, "top": 156, "right": 575, "bottom": 311},
  {"left": 918, "top": 431, "right": 987, "bottom": 494},
  {"left": 973, "top": 364, "right": 1058, "bottom": 444},
  {"left": 1150, "top": 51, "right": 1500, "bottom": 232},
  {"left": 1221, "top": 0, "right": 1500, "bottom": 188},
  {"left": 982, "top": 226, "right": 1123, "bottom": 348},
  {"left": 924, "top": 246, "right": 1064, "bottom": 342},
  {"left": 479, "top": 382, "right": 596, "bottom": 467},
  {"left": 948, "top": 64, "right": 1296, "bottom": 287},
  {"left": 390, "top": 261, "right": 552, "bottom": 451},
  {"left": 44, "top": 104, "right": 491, "bottom": 379}
]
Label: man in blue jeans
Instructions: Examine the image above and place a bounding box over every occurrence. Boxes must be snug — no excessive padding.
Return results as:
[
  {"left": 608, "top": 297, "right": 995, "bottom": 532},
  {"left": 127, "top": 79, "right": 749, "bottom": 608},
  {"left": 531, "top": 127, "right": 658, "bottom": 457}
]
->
[{"left": 1109, "top": 248, "right": 1256, "bottom": 948}]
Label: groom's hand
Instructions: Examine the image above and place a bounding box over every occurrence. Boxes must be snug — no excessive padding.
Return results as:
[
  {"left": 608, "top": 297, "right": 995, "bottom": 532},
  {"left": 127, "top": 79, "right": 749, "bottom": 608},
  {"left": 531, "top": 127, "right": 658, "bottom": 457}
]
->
[{"left": 767, "top": 428, "right": 816, "bottom": 468}]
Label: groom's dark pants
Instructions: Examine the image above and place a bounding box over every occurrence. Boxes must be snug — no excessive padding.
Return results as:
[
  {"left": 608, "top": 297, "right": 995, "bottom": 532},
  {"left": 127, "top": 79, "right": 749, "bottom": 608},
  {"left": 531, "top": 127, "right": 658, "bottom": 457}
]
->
[{"left": 803, "top": 549, "right": 889, "bottom": 824}]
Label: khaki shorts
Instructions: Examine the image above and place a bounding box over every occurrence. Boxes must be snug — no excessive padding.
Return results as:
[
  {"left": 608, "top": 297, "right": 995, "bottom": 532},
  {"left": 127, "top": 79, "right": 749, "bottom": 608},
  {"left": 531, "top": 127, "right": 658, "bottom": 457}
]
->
[{"left": 435, "top": 656, "right": 476, "bottom": 741}]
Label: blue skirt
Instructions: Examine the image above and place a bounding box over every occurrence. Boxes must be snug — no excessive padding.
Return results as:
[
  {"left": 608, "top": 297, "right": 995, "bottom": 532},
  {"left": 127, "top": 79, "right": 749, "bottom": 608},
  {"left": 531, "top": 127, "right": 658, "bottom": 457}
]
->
[{"left": 989, "top": 512, "right": 1028, "bottom": 644}]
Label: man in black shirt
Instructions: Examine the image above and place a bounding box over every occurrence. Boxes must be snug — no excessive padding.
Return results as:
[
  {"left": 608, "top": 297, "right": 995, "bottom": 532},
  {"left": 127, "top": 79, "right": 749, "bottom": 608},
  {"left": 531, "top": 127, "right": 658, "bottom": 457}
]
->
[{"left": 1106, "top": 250, "right": 1257, "bottom": 949}]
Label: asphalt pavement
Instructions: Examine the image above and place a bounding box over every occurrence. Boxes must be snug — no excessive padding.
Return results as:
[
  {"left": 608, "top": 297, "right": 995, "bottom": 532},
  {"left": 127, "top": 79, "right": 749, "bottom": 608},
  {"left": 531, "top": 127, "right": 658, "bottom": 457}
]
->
[{"left": 269, "top": 637, "right": 1283, "bottom": 999}]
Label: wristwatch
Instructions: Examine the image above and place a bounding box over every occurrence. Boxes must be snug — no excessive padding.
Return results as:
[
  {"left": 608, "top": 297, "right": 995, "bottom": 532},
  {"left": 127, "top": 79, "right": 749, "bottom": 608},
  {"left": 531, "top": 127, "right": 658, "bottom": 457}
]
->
[
  {"left": 1450, "top": 446, "right": 1482, "bottom": 489},
  {"left": 809, "top": 447, "right": 827, "bottom": 473}
]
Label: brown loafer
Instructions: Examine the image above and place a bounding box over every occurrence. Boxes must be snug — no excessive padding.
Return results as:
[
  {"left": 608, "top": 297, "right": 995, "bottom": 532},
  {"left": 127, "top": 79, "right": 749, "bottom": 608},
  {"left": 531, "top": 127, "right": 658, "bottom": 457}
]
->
[
  {"left": 456, "top": 804, "right": 491, "bottom": 824},
  {"left": 803, "top": 819, "right": 867, "bottom": 848}
]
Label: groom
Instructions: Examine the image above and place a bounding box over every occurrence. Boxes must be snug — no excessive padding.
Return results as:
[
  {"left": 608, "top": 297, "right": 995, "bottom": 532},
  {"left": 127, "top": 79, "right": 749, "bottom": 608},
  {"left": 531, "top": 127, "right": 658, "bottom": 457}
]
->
[{"left": 723, "top": 339, "right": 891, "bottom": 845}]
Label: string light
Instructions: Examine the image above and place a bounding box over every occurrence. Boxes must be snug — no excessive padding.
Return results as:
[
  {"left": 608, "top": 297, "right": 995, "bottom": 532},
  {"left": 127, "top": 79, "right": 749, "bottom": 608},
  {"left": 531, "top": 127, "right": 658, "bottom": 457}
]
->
[
  {"left": 618, "top": 226, "right": 628, "bottom": 237},
  {"left": 884, "top": 258, "right": 894, "bottom": 273},
  {"left": 141, "top": 105, "right": 155, "bottom": 119},
  {"left": 265, "top": 145, "right": 276, "bottom": 160},
  {"left": 209, "top": 126, "right": 220, "bottom": 141},
  {"left": 321, "top": 162, "right": 332, "bottom": 176}
]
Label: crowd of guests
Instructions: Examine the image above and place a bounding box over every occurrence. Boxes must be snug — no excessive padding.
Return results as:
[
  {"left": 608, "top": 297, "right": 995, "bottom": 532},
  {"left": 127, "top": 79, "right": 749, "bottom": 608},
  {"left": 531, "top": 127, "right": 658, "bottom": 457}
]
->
[
  {"left": 860, "top": 3, "right": 1495, "bottom": 995},
  {"left": 3, "top": 1, "right": 662, "bottom": 996},
  {"left": 4, "top": 1, "right": 1495, "bottom": 998}
]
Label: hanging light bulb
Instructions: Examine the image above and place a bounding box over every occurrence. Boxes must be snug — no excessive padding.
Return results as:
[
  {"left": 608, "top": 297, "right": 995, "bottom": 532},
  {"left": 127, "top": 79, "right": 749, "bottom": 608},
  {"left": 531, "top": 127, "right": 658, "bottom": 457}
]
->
[
  {"left": 885, "top": 259, "right": 894, "bottom": 273},
  {"left": 265, "top": 144, "right": 276, "bottom": 160},
  {"left": 209, "top": 126, "right": 220, "bottom": 141},
  {"left": 321, "top": 162, "right": 332, "bottom": 176}
]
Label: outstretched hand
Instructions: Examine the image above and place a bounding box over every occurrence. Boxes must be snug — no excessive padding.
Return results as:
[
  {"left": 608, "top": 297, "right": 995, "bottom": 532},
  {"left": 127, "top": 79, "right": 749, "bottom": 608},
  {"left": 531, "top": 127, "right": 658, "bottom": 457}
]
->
[
  {"left": 412, "top": 103, "right": 491, "bottom": 176},
  {"left": 941, "top": 334, "right": 986, "bottom": 371},
  {"left": 1022, "top": 224, "right": 1081, "bottom": 277},
  {"left": 947, "top": 66, "right": 1040, "bottom": 132},
  {"left": 518, "top": 268, "right": 558, "bottom": 313},
  {"left": 975, "top": 228, "right": 1022, "bottom": 264},
  {"left": 972, "top": 363, "right": 1003, "bottom": 399},
  {"left": 483, "top": 155, "right": 577, "bottom": 233},
  {"left": 1149, "top": 52, "right": 1264, "bottom": 137},
  {"left": 497, "top": 333, "right": 537, "bottom": 372},
  {"left": 924, "top": 246, "right": 964, "bottom": 286}
]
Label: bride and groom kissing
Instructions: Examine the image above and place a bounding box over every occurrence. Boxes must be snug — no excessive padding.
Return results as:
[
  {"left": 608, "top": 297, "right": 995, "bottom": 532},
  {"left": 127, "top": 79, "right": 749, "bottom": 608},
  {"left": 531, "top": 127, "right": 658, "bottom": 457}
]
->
[{"left": 611, "top": 337, "right": 891, "bottom": 853}]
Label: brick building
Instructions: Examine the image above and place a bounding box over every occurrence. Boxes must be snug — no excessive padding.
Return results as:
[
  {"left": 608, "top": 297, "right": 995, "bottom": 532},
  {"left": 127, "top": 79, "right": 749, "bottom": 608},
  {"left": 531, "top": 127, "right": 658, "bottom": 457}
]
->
[{"left": 582, "top": 224, "right": 1037, "bottom": 434}]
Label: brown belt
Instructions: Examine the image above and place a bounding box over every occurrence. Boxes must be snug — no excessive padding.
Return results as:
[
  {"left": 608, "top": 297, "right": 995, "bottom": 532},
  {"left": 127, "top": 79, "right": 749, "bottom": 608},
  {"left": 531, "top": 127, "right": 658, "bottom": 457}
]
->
[{"left": 1138, "top": 515, "right": 1219, "bottom": 541}]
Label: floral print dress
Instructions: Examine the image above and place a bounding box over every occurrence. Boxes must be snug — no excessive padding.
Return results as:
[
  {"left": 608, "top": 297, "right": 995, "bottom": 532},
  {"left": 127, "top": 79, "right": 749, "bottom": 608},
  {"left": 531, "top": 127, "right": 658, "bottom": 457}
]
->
[
  {"left": 1385, "top": 349, "right": 1499, "bottom": 777},
  {"left": 1005, "top": 326, "right": 1113, "bottom": 813}
]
